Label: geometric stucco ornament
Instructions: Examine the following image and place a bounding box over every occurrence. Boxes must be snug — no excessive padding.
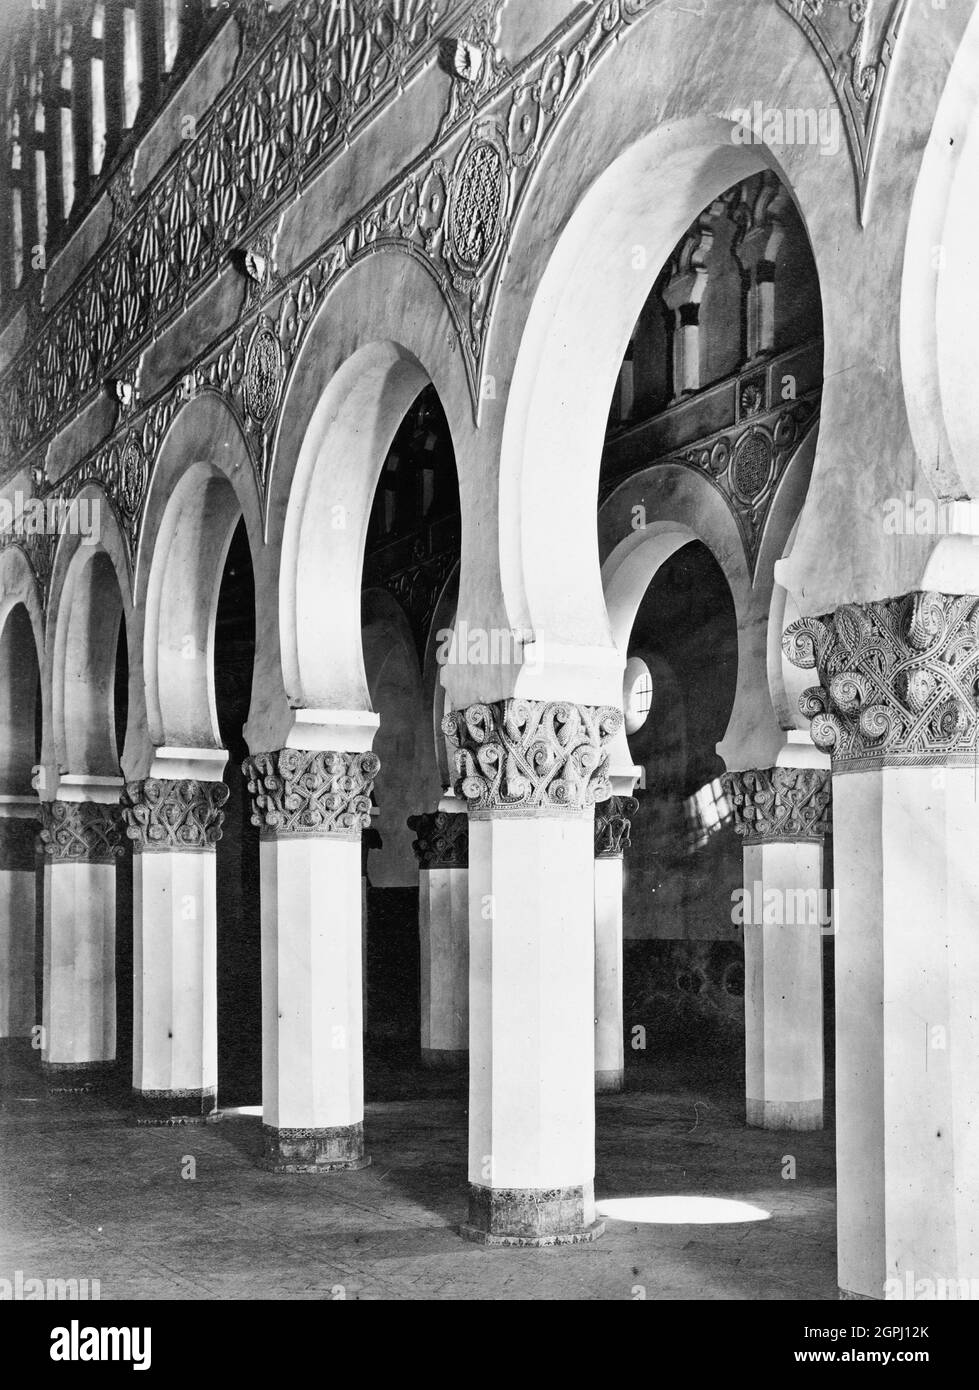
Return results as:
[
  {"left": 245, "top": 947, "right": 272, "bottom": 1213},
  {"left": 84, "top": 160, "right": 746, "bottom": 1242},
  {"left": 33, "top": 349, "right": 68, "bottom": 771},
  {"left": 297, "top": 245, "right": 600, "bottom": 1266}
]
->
[
  {"left": 722, "top": 768, "right": 831, "bottom": 842},
  {"left": 38, "top": 801, "right": 125, "bottom": 864},
  {"left": 242, "top": 749, "right": 381, "bottom": 839},
  {"left": 783, "top": 591, "right": 979, "bottom": 771},
  {"left": 121, "top": 779, "right": 230, "bottom": 852},
  {"left": 776, "top": 0, "right": 909, "bottom": 224},
  {"left": 442, "top": 699, "right": 622, "bottom": 817}
]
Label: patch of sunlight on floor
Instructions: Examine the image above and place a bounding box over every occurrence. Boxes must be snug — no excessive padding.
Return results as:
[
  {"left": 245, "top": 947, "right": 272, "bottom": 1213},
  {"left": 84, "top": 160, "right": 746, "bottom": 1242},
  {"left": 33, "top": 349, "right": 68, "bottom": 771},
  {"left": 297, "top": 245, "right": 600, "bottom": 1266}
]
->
[
  {"left": 597, "top": 1196, "right": 771, "bottom": 1225},
  {"left": 219, "top": 1105, "right": 263, "bottom": 1118}
]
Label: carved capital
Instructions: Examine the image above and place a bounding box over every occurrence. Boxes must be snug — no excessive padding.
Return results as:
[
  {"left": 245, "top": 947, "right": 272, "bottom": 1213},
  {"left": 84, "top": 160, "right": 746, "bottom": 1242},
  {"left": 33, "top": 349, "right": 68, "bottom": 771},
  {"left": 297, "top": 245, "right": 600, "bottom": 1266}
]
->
[
  {"left": 38, "top": 801, "right": 124, "bottom": 864},
  {"left": 595, "top": 795, "right": 639, "bottom": 859},
  {"left": 783, "top": 591, "right": 979, "bottom": 771},
  {"left": 722, "top": 768, "right": 831, "bottom": 843},
  {"left": 407, "top": 811, "right": 469, "bottom": 869},
  {"left": 442, "top": 700, "right": 622, "bottom": 818},
  {"left": 122, "top": 780, "right": 229, "bottom": 853},
  {"left": 242, "top": 749, "right": 380, "bottom": 839}
]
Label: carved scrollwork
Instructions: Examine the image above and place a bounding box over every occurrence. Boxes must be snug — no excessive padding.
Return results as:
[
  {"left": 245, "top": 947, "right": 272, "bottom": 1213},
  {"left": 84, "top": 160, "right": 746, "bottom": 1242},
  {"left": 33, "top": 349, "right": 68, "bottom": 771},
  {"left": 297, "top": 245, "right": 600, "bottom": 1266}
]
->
[
  {"left": 243, "top": 749, "right": 381, "bottom": 838},
  {"left": 121, "top": 779, "right": 230, "bottom": 852},
  {"left": 407, "top": 810, "right": 469, "bottom": 868},
  {"left": 777, "top": 0, "right": 909, "bottom": 221},
  {"left": 595, "top": 795, "right": 639, "bottom": 858},
  {"left": 722, "top": 768, "right": 831, "bottom": 843},
  {"left": 442, "top": 699, "right": 622, "bottom": 818},
  {"left": 783, "top": 591, "right": 979, "bottom": 770},
  {"left": 38, "top": 801, "right": 125, "bottom": 864},
  {"left": 0, "top": 0, "right": 446, "bottom": 473}
]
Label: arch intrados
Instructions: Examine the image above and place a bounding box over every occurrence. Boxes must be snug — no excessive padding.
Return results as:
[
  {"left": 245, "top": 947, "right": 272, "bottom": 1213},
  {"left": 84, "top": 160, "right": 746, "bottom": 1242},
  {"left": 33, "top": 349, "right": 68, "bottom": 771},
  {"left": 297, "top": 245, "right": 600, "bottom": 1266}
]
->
[
  {"left": 499, "top": 115, "right": 810, "bottom": 701},
  {"left": 51, "top": 544, "right": 127, "bottom": 776},
  {"left": 280, "top": 340, "right": 448, "bottom": 717}
]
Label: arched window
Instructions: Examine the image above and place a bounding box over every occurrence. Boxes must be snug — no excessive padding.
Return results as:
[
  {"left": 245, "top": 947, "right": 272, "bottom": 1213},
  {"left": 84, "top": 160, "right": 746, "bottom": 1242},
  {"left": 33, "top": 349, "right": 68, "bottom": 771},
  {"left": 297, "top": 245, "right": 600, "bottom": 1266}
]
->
[
  {"left": 33, "top": 90, "right": 46, "bottom": 259},
  {"left": 122, "top": 3, "right": 142, "bottom": 129},
  {"left": 162, "top": 0, "right": 182, "bottom": 73},
  {"left": 9, "top": 107, "right": 24, "bottom": 288},
  {"left": 90, "top": 2, "right": 106, "bottom": 176},
  {"left": 59, "top": 44, "right": 74, "bottom": 218},
  {"left": 623, "top": 655, "right": 654, "bottom": 735}
]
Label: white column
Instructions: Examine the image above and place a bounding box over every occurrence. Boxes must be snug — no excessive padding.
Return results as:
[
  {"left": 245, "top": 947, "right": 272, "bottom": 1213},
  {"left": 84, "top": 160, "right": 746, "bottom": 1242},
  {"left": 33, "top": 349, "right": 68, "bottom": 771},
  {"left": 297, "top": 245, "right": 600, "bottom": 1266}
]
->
[
  {"left": 244, "top": 748, "right": 378, "bottom": 1172},
  {"left": 594, "top": 857, "right": 624, "bottom": 1092},
  {"left": 833, "top": 768, "right": 885, "bottom": 1301},
  {"left": 445, "top": 699, "right": 621, "bottom": 1245},
  {"left": 784, "top": 590, "right": 979, "bottom": 1300},
  {"left": 725, "top": 763, "right": 830, "bottom": 1131},
  {"left": 835, "top": 763, "right": 979, "bottom": 1300},
  {"left": 0, "top": 797, "right": 39, "bottom": 1048},
  {"left": 408, "top": 807, "right": 469, "bottom": 1068},
  {"left": 593, "top": 794, "right": 638, "bottom": 1093},
  {"left": 740, "top": 838, "right": 826, "bottom": 1129},
  {"left": 37, "top": 784, "right": 123, "bottom": 1085},
  {"left": 123, "top": 776, "right": 228, "bottom": 1123}
]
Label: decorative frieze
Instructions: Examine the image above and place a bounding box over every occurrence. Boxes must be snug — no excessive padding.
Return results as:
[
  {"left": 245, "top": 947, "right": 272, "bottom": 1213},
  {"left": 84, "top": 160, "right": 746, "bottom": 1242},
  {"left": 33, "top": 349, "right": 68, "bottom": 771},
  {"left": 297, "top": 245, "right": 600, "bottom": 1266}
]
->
[
  {"left": 242, "top": 749, "right": 380, "bottom": 838},
  {"left": 442, "top": 700, "right": 621, "bottom": 818},
  {"left": 595, "top": 795, "right": 639, "bottom": 858},
  {"left": 38, "top": 802, "right": 125, "bottom": 864},
  {"left": 407, "top": 810, "right": 469, "bottom": 869},
  {"left": 0, "top": 0, "right": 450, "bottom": 471},
  {"left": 783, "top": 591, "right": 979, "bottom": 771},
  {"left": 121, "top": 780, "right": 229, "bottom": 852},
  {"left": 722, "top": 768, "right": 831, "bottom": 843},
  {"left": 0, "top": 0, "right": 670, "bottom": 526}
]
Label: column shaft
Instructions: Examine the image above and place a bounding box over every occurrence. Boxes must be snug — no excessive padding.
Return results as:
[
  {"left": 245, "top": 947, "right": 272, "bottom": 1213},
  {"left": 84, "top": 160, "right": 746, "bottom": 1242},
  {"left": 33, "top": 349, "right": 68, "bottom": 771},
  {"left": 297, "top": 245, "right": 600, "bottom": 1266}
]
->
[
  {"left": 123, "top": 778, "right": 228, "bottom": 1123},
  {"left": 742, "top": 840, "right": 825, "bottom": 1129},
  {"left": 408, "top": 810, "right": 469, "bottom": 1068},
  {"left": 593, "top": 795, "right": 637, "bottom": 1094},
  {"left": 444, "top": 699, "right": 621, "bottom": 1245},
  {"left": 0, "top": 811, "right": 38, "bottom": 1045},
  {"left": 725, "top": 766, "right": 830, "bottom": 1132},
  {"left": 245, "top": 748, "right": 378, "bottom": 1172},
  {"left": 785, "top": 590, "right": 979, "bottom": 1297},
  {"left": 38, "top": 800, "right": 122, "bottom": 1082},
  {"left": 594, "top": 856, "right": 624, "bottom": 1092}
]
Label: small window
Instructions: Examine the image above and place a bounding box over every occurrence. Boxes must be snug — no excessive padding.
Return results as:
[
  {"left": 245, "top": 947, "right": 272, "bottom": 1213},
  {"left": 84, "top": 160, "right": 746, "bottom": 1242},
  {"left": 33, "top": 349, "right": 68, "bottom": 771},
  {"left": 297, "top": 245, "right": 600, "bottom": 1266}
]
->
[{"left": 623, "top": 655, "right": 653, "bottom": 735}]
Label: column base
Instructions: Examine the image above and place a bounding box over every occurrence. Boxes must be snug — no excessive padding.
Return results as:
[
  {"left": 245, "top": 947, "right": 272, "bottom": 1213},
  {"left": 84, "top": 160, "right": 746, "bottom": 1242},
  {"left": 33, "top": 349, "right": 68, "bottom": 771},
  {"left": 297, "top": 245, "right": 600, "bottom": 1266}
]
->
[
  {"left": 746, "top": 1097, "right": 823, "bottom": 1130},
  {"left": 839, "top": 1288, "right": 879, "bottom": 1301},
  {"left": 261, "top": 1122, "right": 371, "bottom": 1173},
  {"left": 131, "top": 1088, "right": 217, "bottom": 1126},
  {"left": 595, "top": 1068, "right": 624, "bottom": 1093},
  {"left": 420, "top": 1047, "right": 468, "bottom": 1070},
  {"left": 460, "top": 1182, "right": 604, "bottom": 1246},
  {"left": 42, "top": 1059, "right": 116, "bottom": 1094}
]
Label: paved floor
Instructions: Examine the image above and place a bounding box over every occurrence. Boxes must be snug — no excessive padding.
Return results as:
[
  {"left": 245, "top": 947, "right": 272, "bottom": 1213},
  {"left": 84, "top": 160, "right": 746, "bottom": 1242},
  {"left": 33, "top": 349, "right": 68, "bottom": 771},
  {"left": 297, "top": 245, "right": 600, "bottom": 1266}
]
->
[{"left": 0, "top": 1048, "right": 837, "bottom": 1301}]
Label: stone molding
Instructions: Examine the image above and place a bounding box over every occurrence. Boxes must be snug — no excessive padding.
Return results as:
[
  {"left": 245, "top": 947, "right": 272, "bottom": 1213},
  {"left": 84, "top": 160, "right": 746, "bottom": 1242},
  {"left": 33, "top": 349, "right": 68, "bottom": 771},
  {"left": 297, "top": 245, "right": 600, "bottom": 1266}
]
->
[
  {"left": 407, "top": 810, "right": 469, "bottom": 869},
  {"left": 783, "top": 591, "right": 979, "bottom": 771},
  {"left": 722, "top": 768, "right": 831, "bottom": 843},
  {"left": 594, "top": 795, "right": 639, "bottom": 858},
  {"left": 121, "top": 779, "right": 229, "bottom": 853},
  {"left": 243, "top": 749, "right": 380, "bottom": 839},
  {"left": 442, "top": 700, "right": 621, "bottom": 818},
  {"left": 38, "top": 801, "right": 124, "bottom": 864}
]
